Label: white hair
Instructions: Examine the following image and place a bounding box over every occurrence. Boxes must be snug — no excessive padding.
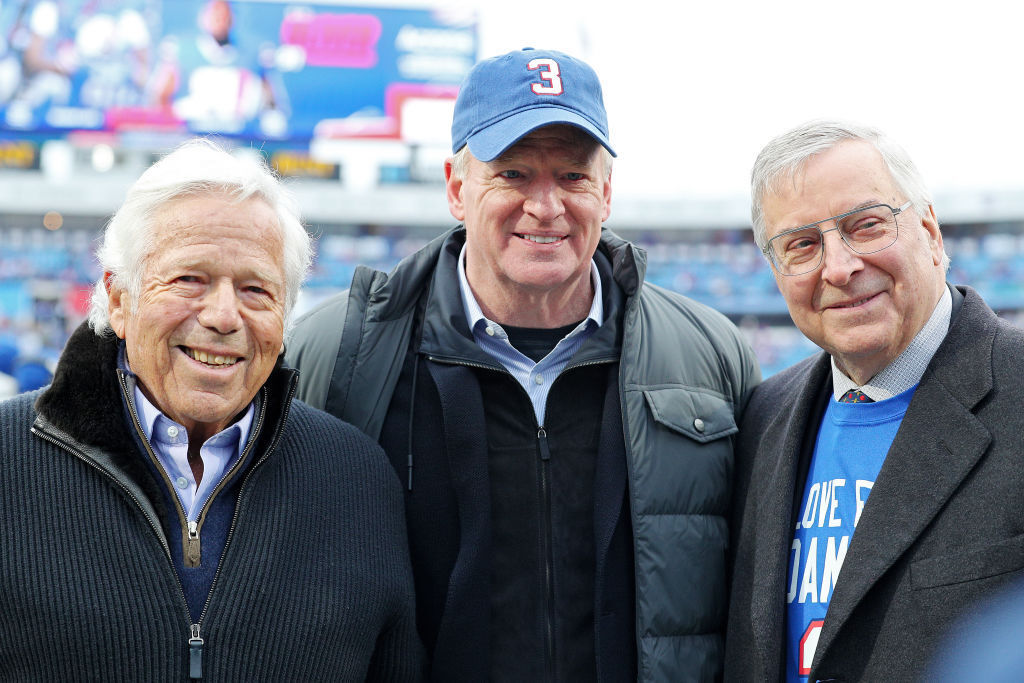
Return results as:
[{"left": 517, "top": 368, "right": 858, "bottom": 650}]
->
[
  {"left": 750, "top": 119, "right": 949, "bottom": 271},
  {"left": 88, "top": 138, "right": 312, "bottom": 333}
]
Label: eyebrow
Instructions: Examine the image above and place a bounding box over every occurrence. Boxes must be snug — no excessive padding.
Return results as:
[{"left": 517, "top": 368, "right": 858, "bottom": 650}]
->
[
  {"left": 174, "top": 260, "right": 283, "bottom": 287},
  {"left": 845, "top": 199, "right": 885, "bottom": 212},
  {"left": 797, "top": 199, "right": 887, "bottom": 228}
]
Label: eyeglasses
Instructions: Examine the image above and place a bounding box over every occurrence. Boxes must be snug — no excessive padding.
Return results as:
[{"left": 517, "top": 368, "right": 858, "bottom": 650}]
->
[{"left": 763, "top": 201, "right": 912, "bottom": 276}]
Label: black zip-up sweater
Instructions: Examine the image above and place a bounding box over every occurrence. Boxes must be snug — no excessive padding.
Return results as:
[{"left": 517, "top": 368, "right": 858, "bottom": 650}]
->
[
  {"left": 0, "top": 322, "right": 425, "bottom": 681},
  {"left": 378, "top": 241, "right": 637, "bottom": 681}
]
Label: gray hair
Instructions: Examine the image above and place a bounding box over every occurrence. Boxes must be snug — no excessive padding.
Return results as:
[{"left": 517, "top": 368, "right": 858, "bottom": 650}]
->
[
  {"left": 88, "top": 138, "right": 312, "bottom": 333},
  {"left": 750, "top": 120, "right": 949, "bottom": 270},
  {"left": 450, "top": 126, "right": 614, "bottom": 180}
]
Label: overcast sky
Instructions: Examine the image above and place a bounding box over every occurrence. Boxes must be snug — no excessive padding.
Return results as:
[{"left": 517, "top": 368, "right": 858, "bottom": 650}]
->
[{"left": 473, "top": 0, "right": 1024, "bottom": 204}]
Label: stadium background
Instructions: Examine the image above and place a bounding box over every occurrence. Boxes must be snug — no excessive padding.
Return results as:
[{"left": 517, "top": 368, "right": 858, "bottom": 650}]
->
[{"left": 0, "top": 0, "right": 1020, "bottom": 395}]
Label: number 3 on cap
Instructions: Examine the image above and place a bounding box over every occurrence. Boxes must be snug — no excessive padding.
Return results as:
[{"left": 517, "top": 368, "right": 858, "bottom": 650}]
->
[{"left": 528, "top": 58, "right": 563, "bottom": 95}]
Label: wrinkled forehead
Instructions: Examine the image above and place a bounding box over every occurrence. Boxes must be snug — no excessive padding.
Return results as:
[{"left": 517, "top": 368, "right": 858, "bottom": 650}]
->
[
  {"left": 764, "top": 143, "right": 898, "bottom": 221},
  {"left": 144, "top": 192, "right": 284, "bottom": 264}
]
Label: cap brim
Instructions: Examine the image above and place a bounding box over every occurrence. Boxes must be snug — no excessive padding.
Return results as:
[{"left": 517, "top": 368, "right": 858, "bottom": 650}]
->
[{"left": 465, "top": 107, "right": 616, "bottom": 162}]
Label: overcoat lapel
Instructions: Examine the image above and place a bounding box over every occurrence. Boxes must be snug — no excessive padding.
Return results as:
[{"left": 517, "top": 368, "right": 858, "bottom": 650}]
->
[
  {"left": 750, "top": 353, "right": 832, "bottom": 680},
  {"left": 811, "top": 288, "right": 996, "bottom": 671}
]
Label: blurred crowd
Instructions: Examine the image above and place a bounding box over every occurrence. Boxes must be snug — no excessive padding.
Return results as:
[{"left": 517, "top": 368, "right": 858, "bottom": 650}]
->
[{"left": 1, "top": 221, "right": 1022, "bottom": 396}]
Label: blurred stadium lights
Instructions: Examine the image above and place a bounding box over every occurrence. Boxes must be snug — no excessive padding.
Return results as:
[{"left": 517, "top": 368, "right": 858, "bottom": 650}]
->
[
  {"left": 90, "top": 144, "right": 115, "bottom": 173},
  {"left": 39, "top": 140, "right": 74, "bottom": 183},
  {"left": 42, "top": 211, "right": 62, "bottom": 231}
]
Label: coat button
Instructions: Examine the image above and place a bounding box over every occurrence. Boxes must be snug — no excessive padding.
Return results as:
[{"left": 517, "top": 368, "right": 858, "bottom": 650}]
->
[{"left": 693, "top": 418, "right": 705, "bottom": 433}]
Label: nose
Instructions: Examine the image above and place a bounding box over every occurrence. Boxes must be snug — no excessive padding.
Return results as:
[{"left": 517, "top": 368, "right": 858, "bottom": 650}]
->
[
  {"left": 522, "top": 177, "right": 565, "bottom": 223},
  {"left": 197, "top": 279, "right": 242, "bottom": 334},
  {"left": 819, "top": 227, "right": 863, "bottom": 286}
]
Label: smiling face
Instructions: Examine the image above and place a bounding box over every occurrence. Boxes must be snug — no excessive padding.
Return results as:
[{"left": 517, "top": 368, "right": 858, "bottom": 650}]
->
[
  {"left": 108, "top": 192, "right": 286, "bottom": 442},
  {"left": 762, "top": 140, "right": 947, "bottom": 384},
  {"left": 445, "top": 125, "right": 612, "bottom": 326}
]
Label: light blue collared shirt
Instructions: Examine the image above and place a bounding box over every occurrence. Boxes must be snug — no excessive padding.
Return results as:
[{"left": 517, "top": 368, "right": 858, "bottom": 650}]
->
[
  {"left": 134, "top": 386, "right": 255, "bottom": 522},
  {"left": 457, "top": 245, "right": 603, "bottom": 424}
]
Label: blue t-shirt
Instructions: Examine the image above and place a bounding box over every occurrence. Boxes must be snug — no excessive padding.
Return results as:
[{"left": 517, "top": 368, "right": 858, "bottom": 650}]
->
[{"left": 786, "top": 386, "right": 916, "bottom": 681}]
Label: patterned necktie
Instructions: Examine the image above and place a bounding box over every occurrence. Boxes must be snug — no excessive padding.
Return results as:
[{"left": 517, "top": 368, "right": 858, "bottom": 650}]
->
[{"left": 839, "top": 389, "right": 873, "bottom": 403}]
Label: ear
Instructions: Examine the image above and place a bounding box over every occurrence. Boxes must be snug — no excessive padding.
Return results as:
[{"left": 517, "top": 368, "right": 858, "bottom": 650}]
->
[
  {"left": 919, "top": 204, "right": 945, "bottom": 266},
  {"left": 444, "top": 157, "right": 466, "bottom": 222},
  {"left": 601, "top": 168, "right": 613, "bottom": 223},
  {"left": 106, "top": 272, "right": 128, "bottom": 339}
]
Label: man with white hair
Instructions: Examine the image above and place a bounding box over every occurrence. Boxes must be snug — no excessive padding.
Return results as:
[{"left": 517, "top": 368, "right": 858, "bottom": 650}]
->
[
  {"left": 0, "top": 139, "right": 424, "bottom": 680},
  {"left": 726, "top": 120, "right": 1024, "bottom": 682}
]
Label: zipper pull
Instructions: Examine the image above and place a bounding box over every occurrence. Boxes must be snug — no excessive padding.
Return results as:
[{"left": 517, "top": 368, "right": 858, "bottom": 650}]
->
[
  {"left": 185, "top": 521, "right": 201, "bottom": 568},
  {"left": 537, "top": 427, "right": 551, "bottom": 461},
  {"left": 188, "top": 623, "right": 204, "bottom": 679}
]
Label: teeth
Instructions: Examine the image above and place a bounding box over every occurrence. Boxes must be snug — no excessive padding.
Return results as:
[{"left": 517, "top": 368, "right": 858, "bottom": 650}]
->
[
  {"left": 521, "top": 234, "right": 561, "bottom": 244},
  {"left": 184, "top": 347, "right": 238, "bottom": 366}
]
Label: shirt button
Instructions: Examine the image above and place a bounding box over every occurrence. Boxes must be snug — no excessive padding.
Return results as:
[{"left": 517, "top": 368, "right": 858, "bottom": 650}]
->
[
  {"left": 166, "top": 425, "right": 179, "bottom": 438},
  {"left": 176, "top": 477, "right": 189, "bottom": 490},
  {"left": 693, "top": 418, "right": 705, "bottom": 433},
  {"left": 485, "top": 326, "right": 496, "bottom": 336},
  {"left": 534, "top": 375, "right": 544, "bottom": 385}
]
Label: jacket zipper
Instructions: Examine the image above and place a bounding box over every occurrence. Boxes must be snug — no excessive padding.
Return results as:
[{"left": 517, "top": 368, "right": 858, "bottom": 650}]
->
[
  {"left": 188, "top": 623, "right": 204, "bottom": 678},
  {"left": 431, "top": 354, "right": 614, "bottom": 678},
  {"left": 536, "top": 358, "right": 614, "bottom": 680},
  {"left": 30, "top": 425, "right": 173, "bottom": 559},
  {"left": 115, "top": 372, "right": 280, "bottom": 678},
  {"left": 189, "top": 378, "right": 296, "bottom": 679},
  {"left": 617, "top": 299, "right": 645, "bottom": 674},
  {"left": 118, "top": 371, "right": 201, "bottom": 568},
  {"left": 30, "top": 424, "right": 194, "bottom": 676},
  {"left": 536, "top": 426, "right": 556, "bottom": 681},
  {"left": 118, "top": 372, "right": 262, "bottom": 569}
]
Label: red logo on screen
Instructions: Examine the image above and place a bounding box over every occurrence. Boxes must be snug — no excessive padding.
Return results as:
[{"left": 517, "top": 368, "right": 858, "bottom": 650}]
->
[{"left": 281, "top": 12, "right": 382, "bottom": 68}]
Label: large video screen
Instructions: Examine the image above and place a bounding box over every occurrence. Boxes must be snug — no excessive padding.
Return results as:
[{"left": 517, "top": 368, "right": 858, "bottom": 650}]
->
[{"left": 0, "top": 0, "right": 475, "bottom": 145}]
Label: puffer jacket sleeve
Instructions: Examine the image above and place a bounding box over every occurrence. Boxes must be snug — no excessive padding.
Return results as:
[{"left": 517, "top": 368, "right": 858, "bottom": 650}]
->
[{"left": 285, "top": 291, "right": 351, "bottom": 410}]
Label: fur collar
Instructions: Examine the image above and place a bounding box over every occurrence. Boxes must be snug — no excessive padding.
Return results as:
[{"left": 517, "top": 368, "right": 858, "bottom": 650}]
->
[{"left": 36, "top": 322, "right": 134, "bottom": 451}]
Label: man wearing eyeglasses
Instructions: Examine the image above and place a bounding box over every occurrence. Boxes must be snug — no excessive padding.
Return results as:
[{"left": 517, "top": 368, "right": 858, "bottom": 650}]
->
[{"left": 725, "top": 120, "right": 1024, "bottom": 682}]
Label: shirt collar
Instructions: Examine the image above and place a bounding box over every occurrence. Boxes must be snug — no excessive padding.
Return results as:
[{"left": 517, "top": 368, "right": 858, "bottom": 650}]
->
[
  {"left": 456, "top": 243, "right": 604, "bottom": 333},
  {"left": 832, "top": 286, "right": 952, "bottom": 401},
  {"left": 133, "top": 383, "right": 255, "bottom": 448}
]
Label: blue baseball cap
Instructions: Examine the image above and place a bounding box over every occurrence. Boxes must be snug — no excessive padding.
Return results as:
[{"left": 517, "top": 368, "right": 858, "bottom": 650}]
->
[{"left": 451, "top": 47, "right": 616, "bottom": 161}]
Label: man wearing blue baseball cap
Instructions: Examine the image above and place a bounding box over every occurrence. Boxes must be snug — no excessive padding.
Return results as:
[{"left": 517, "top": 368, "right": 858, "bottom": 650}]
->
[{"left": 288, "top": 47, "right": 760, "bottom": 681}]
